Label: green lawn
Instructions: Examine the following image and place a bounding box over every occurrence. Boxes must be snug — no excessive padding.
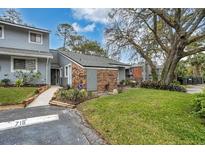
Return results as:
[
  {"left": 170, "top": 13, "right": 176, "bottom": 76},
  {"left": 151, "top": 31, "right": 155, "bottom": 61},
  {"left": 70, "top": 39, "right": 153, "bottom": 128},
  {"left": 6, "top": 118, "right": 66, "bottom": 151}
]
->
[
  {"left": 0, "top": 87, "right": 37, "bottom": 105},
  {"left": 78, "top": 88, "right": 205, "bottom": 144}
]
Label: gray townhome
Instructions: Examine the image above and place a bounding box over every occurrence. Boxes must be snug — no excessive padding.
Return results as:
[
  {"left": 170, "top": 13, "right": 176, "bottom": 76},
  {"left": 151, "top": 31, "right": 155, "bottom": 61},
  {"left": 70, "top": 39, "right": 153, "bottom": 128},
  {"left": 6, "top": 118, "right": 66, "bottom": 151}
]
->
[
  {"left": 0, "top": 20, "right": 53, "bottom": 85},
  {"left": 0, "top": 20, "right": 129, "bottom": 92}
]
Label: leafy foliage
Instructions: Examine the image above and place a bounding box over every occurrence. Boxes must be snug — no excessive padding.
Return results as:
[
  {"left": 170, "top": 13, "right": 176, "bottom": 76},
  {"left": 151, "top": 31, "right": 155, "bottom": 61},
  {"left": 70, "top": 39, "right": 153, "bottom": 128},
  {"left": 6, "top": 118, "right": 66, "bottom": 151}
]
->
[
  {"left": 14, "top": 71, "right": 41, "bottom": 86},
  {"left": 106, "top": 9, "right": 205, "bottom": 84},
  {"left": 140, "top": 81, "right": 186, "bottom": 92},
  {"left": 57, "top": 23, "right": 107, "bottom": 56},
  {"left": 15, "top": 79, "right": 24, "bottom": 87},
  {"left": 0, "top": 79, "right": 11, "bottom": 87},
  {"left": 0, "top": 8, "right": 23, "bottom": 24},
  {"left": 56, "top": 88, "right": 88, "bottom": 104},
  {"left": 192, "top": 93, "right": 205, "bottom": 118}
]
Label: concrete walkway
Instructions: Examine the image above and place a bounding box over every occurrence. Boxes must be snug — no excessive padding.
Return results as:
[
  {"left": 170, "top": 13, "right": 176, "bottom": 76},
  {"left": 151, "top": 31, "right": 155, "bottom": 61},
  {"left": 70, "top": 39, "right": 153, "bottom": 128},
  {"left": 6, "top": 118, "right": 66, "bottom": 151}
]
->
[
  {"left": 186, "top": 84, "right": 205, "bottom": 94},
  {"left": 27, "top": 86, "right": 60, "bottom": 108}
]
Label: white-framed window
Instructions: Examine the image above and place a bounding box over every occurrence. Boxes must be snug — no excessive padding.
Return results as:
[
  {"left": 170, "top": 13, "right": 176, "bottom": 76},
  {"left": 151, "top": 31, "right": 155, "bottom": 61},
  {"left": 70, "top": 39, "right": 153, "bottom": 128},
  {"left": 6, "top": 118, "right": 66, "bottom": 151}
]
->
[
  {"left": 59, "top": 68, "right": 63, "bottom": 78},
  {"left": 11, "top": 56, "right": 38, "bottom": 72},
  {"left": 64, "top": 64, "right": 72, "bottom": 86},
  {"left": 0, "top": 25, "right": 4, "bottom": 39},
  {"left": 64, "top": 65, "right": 68, "bottom": 77},
  {"left": 28, "top": 31, "right": 43, "bottom": 44}
]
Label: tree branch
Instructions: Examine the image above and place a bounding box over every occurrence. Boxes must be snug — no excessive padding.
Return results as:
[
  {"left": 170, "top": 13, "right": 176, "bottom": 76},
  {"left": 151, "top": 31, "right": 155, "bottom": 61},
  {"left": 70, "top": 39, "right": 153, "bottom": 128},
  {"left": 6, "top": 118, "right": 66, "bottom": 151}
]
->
[
  {"left": 142, "top": 15, "right": 170, "bottom": 54},
  {"left": 149, "top": 9, "right": 176, "bottom": 28},
  {"left": 182, "top": 47, "right": 205, "bottom": 57},
  {"left": 187, "top": 9, "right": 205, "bottom": 36},
  {"left": 187, "top": 33, "right": 205, "bottom": 45}
]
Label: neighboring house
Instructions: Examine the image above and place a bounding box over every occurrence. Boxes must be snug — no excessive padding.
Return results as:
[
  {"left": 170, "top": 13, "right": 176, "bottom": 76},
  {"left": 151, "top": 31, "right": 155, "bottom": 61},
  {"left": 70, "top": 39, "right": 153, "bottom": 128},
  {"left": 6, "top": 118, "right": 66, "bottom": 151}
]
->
[
  {"left": 126, "top": 63, "right": 162, "bottom": 81},
  {"left": 0, "top": 20, "right": 129, "bottom": 92}
]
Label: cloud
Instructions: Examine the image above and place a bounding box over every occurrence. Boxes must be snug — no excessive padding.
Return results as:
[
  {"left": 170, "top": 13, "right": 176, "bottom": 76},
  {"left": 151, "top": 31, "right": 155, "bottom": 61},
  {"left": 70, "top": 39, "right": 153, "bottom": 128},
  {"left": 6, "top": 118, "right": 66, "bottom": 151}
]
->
[
  {"left": 72, "top": 22, "right": 96, "bottom": 33},
  {"left": 71, "top": 8, "right": 111, "bottom": 24}
]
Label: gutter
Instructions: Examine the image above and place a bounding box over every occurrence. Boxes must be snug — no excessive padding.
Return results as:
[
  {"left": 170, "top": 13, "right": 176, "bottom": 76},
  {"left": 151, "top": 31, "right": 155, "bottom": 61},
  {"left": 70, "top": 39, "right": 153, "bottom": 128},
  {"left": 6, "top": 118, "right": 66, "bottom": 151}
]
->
[{"left": 0, "top": 51, "right": 53, "bottom": 59}]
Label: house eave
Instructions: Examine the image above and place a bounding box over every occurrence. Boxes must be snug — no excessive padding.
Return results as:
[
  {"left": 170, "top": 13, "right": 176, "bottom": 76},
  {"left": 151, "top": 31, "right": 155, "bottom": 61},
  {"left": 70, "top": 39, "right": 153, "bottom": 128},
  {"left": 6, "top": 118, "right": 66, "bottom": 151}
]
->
[
  {"left": 0, "top": 20, "right": 50, "bottom": 33},
  {"left": 0, "top": 51, "right": 53, "bottom": 59}
]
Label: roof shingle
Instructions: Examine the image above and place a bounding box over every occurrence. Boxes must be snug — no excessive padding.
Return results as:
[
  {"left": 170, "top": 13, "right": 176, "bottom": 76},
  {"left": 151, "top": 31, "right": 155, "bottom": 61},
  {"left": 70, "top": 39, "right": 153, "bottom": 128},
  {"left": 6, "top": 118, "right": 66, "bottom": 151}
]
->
[{"left": 58, "top": 50, "right": 129, "bottom": 68}]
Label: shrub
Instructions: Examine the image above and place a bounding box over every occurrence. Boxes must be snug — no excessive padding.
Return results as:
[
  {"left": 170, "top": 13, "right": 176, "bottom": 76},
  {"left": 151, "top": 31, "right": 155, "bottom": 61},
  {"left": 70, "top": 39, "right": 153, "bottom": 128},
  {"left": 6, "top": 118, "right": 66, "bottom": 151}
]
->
[
  {"left": 15, "top": 79, "right": 24, "bottom": 87},
  {"left": 1, "top": 78, "right": 11, "bottom": 86},
  {"left": 79, "top": 89, "right": 88, "bottom": 99},
  {"left": 56, "top": 88, "right": 88, "bottom": 104},
  {"left": 192, "top": 93, "right": 205, "bottom": 118},
  {"left": 14, "top": 71, "right": 41, "bottom": 86},
  {"left": 171, "top": 80, "right": 181, "bottom": 86},
  {"left": 140, "top": 81, "right": 186, "bottom": 92}
]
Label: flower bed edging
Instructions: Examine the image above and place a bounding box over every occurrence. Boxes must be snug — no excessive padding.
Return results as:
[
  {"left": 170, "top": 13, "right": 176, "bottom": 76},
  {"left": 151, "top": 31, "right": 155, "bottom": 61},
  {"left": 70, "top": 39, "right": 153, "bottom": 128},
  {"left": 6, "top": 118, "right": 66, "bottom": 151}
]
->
[{"left": 49, "top": 100, "right": 76, "bottom": 109}]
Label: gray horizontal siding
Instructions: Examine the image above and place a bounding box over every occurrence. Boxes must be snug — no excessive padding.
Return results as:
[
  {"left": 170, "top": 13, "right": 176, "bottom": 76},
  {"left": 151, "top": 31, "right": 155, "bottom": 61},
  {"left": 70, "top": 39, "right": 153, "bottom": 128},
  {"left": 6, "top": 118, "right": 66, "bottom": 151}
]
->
[
  {"left": 0, "top": 24, "right": 49, "bottom": 52},
  {"left": 58, "top": 53, "right": 72, "bottom": 87},
  {"left": 0, "top": 55, "right": 49, "bottom": 84}
]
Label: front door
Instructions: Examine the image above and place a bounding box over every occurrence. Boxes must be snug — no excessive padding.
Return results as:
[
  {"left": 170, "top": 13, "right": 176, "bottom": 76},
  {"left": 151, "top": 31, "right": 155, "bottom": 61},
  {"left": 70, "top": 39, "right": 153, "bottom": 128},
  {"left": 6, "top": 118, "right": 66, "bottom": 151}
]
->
[{"left": 51, "top": 69, "right": 60, "bottom": 85}]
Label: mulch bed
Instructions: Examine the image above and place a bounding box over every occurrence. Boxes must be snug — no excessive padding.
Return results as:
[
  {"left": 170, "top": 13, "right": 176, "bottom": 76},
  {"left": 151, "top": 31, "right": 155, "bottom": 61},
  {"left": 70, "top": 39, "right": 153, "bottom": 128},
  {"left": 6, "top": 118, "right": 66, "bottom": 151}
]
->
[
  {"left": 0, "top": 85, "right": 49, "bottom": 111},
  {"left": 49, "top": 89, "right": 99, "bottom": 109}
]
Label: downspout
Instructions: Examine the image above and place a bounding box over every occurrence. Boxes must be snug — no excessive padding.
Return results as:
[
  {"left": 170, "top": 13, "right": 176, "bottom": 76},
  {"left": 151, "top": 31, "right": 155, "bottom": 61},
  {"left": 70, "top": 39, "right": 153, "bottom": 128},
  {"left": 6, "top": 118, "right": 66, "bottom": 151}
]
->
[{"left": 46, "top": 58, "right": 49, "bottom": 85}]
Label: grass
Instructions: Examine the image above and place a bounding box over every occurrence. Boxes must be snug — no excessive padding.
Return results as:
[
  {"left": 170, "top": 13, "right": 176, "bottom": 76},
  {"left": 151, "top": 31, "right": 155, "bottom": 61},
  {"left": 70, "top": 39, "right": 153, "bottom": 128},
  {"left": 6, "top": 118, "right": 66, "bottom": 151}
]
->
[
  {"left": 0, "top": 87, "right": 37, "bottom": 105},
  {"left": 78, "top": 88, "right": 205, "bottom": 144}
]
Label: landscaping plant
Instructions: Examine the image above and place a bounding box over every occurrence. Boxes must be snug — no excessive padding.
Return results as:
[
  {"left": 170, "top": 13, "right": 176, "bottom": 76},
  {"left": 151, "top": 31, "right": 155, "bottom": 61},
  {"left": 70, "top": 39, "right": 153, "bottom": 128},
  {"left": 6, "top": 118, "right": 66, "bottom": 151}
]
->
[
  {"left": 14, "top": 71, "right": 41, "bottom": 86},
  {"left": 192, "top": 93, "right": 205, "bottom": 118},
  {"left": 56, "top": 88, "right": 89, "bottom": 104},
  {"left": 140, "top": 81, "right": 186, "bottom": 92},
  {"left": 1, "top": 78, "right": 11, "bottom": 87},
  {"left": 15, "top": 79, "right": 24, "bottom": 87}
]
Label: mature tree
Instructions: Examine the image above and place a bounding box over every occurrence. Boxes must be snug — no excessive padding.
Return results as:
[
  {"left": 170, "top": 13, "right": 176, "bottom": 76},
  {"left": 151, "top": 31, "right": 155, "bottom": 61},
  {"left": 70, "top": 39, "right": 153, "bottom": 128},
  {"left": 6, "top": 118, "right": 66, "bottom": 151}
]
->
[
  {"left": 0, "top": 8, "right": 23, "bottom": 24},
  {"left": 57, "top": 23, "right": 106, "bottom": 56},
  {"left": 56, "top": 23, "right": 76, "bottom": 49},
  {"left": 187, "top": 53, "right": 205, "bottom": 77},
  {"left": 106, "top": 9, "right": 205, "bottom": 84},
  {"left": 74, "top": 40, "right": 107, "bottom": 56},
  {"left": 175, "top": 60, "right": 189, "bottom": 78}
]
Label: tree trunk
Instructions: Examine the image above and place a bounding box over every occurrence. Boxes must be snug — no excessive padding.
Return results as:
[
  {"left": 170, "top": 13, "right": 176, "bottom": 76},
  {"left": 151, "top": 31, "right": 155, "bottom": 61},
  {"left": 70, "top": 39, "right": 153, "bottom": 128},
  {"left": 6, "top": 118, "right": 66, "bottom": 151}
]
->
[
  {"left": 143, "top": 56, "right": 158, "bottom": 81},
  {"left": 150, "top": 64, "right": 158, "bottom": 81},
  {"left": 161, "top": 51, "right": 181, "bottom": 84}
]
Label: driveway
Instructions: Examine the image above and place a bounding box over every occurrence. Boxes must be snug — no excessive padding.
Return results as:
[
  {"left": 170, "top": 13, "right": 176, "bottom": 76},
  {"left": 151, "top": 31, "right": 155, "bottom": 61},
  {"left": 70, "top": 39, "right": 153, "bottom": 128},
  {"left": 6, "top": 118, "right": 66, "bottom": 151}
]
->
[
  {"left": 0, "top": 106, "right": 105, "bottom": 145},
  {"left": 186, "top": 84, "right": 205, "bottom": 94}
]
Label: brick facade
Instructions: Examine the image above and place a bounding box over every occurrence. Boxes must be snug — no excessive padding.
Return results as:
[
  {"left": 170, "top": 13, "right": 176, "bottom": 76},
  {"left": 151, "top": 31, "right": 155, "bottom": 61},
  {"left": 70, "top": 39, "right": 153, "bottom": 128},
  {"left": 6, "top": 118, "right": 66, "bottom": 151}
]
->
[
  {"left": 72, "top": 63, "right": 87, "bottom": 89},
  {"left": 132, "top": 66, "right": 143, "bottom": 81},
  {"left": 71, "top": 63, "right": 119, "bottom": 92},
  {"left": 97, "top": 69, "right": 118, "bottom": 92}
]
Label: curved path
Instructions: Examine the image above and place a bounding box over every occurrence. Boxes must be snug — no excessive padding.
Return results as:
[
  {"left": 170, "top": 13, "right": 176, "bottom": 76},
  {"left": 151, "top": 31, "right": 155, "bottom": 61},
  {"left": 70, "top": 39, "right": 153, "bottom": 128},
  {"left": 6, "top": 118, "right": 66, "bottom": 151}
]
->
[{"left": 186, "top": 84, "right": 205, "bottom": 94}]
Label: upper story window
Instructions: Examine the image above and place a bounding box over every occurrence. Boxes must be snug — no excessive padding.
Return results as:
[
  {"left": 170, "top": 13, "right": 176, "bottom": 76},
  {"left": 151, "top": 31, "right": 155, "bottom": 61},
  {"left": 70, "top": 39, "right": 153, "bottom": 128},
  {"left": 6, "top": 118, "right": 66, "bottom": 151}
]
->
[
  {"left": 0, "top": 25, "right": 4, "bottom": 39},
  {"left": 29, "top": 31, "right": 43, "bottom": 44}
]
